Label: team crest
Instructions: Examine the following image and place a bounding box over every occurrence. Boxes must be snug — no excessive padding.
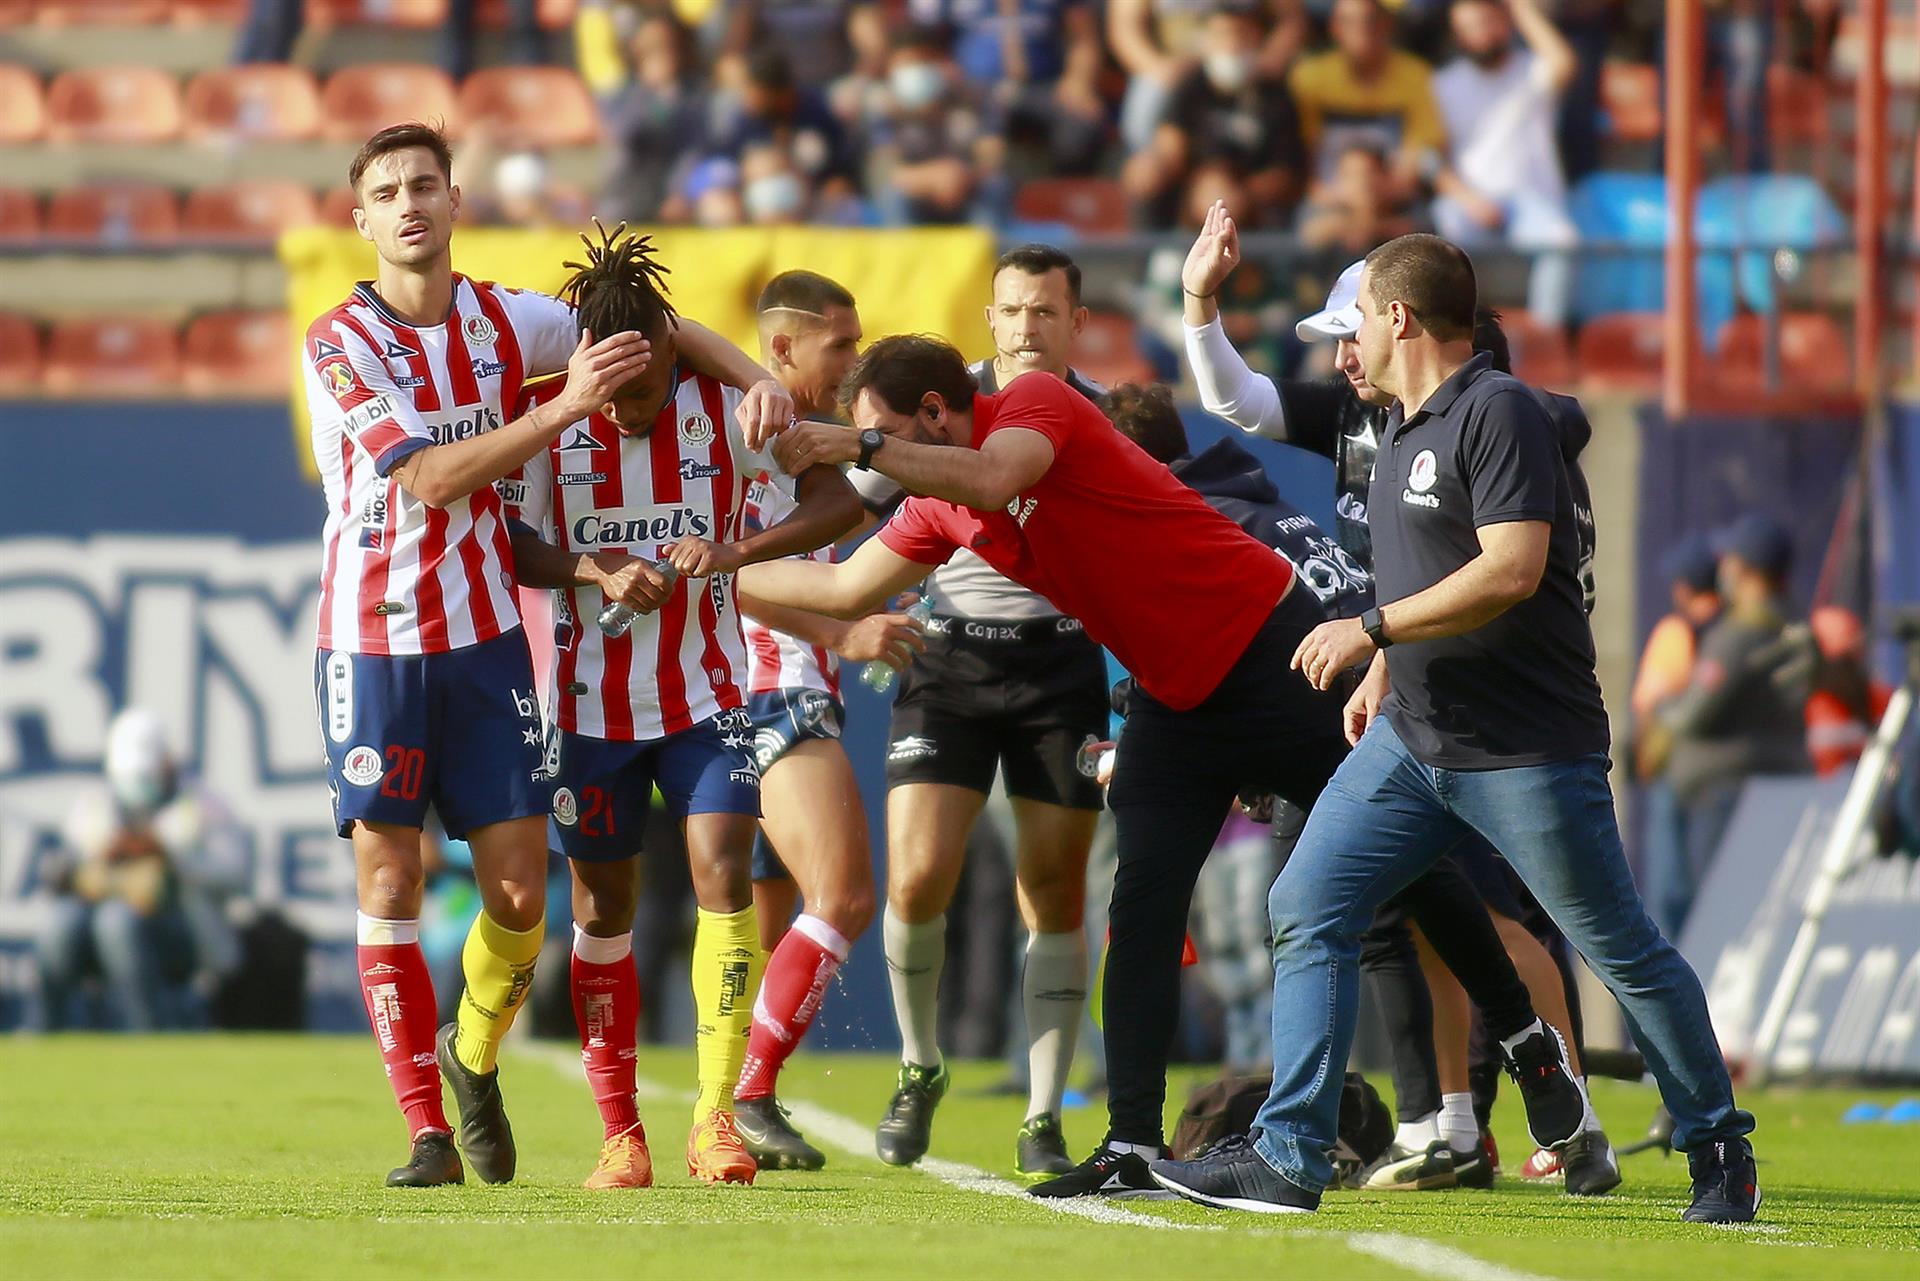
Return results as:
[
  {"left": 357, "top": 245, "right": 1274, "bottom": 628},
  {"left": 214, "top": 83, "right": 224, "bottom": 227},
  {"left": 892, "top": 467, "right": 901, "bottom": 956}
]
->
[
  {"left": 679, "top": 411, "right": 715, "bottom": 447},
  {"left": 1409, "top": 450, "right": 1439, "bottom": 494},
  {"left": 341, "top": 744, "right": 382, "bottom": 787},
  {"left": 553, "top": 787, "right": 579, "bottom": 826},
  {"left": 464, "top": 313, "right": 497, "bottom": 347}
]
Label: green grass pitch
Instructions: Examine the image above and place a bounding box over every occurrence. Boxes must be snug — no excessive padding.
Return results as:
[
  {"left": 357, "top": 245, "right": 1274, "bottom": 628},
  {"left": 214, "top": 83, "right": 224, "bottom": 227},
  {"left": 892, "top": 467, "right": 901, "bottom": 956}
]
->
[{"left": 2, "top": 1035, "right": 1915, "bottom": 1279}]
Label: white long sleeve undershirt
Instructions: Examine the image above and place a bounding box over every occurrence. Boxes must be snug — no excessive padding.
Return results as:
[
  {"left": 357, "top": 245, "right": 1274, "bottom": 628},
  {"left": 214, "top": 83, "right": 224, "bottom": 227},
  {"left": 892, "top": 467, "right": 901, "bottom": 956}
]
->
[{"left": 1182, "top": 315, "right": 1288, "bottom": 440}]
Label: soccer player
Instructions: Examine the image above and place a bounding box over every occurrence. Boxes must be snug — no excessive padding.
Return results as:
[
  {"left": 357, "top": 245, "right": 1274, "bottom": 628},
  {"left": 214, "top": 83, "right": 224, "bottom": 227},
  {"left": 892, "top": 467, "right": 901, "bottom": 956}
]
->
[
  {"left": 731, "top": 270, "right": 929, "bottom": 1170},
  {"left": 309, "top": 124, "right": 797, "bottom": 1189},
  {"left": 504, "top": 228, "right": 862, "bottom": 1190},
  {"left": 849, "top": 245, "right": 1110, "bottom": 1178}
]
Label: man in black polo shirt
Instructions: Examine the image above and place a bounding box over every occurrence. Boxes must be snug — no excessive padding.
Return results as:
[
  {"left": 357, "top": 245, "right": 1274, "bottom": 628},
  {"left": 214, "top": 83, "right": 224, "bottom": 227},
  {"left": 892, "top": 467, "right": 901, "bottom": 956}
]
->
[{"left": 1150, "top": 234, "right": 1759, "bottom": 1224}]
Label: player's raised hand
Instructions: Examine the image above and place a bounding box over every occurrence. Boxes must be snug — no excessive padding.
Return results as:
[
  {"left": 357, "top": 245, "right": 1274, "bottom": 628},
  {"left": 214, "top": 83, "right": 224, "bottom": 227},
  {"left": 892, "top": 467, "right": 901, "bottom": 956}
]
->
[
  {"left": 589, "top": 550, "right": 676, "bottom": 613},
  {"left": 663, "top": 537, "right": 745, "bottom": 579},
  {"left": 1181, "top": 199, "right": 1241, "bottom": 299},
  {"left": 773, "top": 420, "right": 861, "bottom": 475},
  {"left": 554, "top": 327, "right": 652, "bottom": 424},
  {"left": 833, "top": 610, "right": 928, "bottom": 670},
  {"left": 738, "top": 378, "right": 797, "bottom": 452}
]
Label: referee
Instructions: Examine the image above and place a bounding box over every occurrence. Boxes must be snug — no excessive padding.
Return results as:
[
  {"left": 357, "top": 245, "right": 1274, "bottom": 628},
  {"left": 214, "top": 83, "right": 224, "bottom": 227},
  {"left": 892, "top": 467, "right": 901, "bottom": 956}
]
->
[{"left": 1149, "top": 235, "right": 1759, "bottom": 1224}]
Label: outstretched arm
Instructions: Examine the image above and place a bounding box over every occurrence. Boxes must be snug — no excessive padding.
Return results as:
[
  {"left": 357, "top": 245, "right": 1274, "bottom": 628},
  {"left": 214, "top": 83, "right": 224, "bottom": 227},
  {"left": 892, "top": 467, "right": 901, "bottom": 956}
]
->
[
  {"left": 673, "top": 318, "right": 795, "bottom": 450},
  {"left": 1179, "top": 201, "right": 1287, "bottom": 438},
  {"left": 775, "top": 422, "right": 1054, "bottom": 512},
  {"left": 664, "top": 464, "right": 862, "bottom": 578},
  {"left": 736, "top": 536, "right": 934, "bottom": 620}
]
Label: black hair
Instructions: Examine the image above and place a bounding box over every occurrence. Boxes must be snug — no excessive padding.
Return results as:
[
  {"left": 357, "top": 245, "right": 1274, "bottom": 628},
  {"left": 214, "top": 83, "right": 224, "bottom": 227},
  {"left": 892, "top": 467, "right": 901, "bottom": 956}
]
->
[
  {"left": 993, "top": 243, "right": 1083, "bottom": 307},
  {"left": 1104, "top": 382, "right": 1189, "bottom": 465},
  {"left": 757, "top": 269, "right": 856, "bottom": 318},
  {"left": 561, "top": 219, "right": 677, "bottom": 343},
  {"left": 349, "top": 121, "right": 452, "bottom": 198},
  {"left": 837, "top": 334, "right": 977, "bottom": 415},
  {"left": 1472, "top": 306, "right": 1511, "bottom": 373},
  {"left": 1364, "top": 233, "right": 1477, "bottom": 342}
]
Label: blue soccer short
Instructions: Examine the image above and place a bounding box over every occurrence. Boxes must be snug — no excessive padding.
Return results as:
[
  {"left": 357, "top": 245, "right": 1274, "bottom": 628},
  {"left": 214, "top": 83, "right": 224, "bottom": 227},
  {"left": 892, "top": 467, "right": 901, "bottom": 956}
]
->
[
  {"left": 549, "top": 706, "right": 762, "bottom": 862},
  {"left": 745, "top": 688, "right": 845, "bottom": 880},
  {"left": 316, "top": 627, "right": 550, "bottom": 840}
]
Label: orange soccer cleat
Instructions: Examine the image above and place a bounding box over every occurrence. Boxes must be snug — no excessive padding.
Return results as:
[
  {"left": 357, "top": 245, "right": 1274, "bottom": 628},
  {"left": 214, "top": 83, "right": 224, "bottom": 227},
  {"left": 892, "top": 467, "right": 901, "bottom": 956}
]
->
[
  {"left": 584, "top": 1121, "right": 653, "bottom": 1191},
  {"left": 686, "top": 1108, "right": 757, "bottom": 1185}
]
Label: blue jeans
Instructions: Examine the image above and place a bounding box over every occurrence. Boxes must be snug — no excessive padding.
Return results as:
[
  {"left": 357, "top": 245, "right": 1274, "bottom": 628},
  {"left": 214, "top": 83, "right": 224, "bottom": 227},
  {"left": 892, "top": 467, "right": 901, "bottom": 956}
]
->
[
  {"left": 35, "top": 897, "right": 195, "bottom": 1031},
  {"left": 1252, "top": 718, "right": 1754, "bottom": 1192}
]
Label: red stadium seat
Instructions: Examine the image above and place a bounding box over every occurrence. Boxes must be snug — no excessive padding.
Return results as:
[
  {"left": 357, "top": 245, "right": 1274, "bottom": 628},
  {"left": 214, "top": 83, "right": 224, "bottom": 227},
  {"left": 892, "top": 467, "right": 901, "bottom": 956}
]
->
[
  {"left": 310, "top": 0, "right": 449, "bottom": 28},
  {"left": 0, "top": 313, "right": 41, "bottom": 392},
  {"left": 46, "top": 66, "right": 183, "bottom": 143},
  {"left": 320, "top": 63, "right": 459, "bottom": 143},
  {"left": 37, "top": 2, "right": 170, "bottom": 22},
  {"left": 319, "top": 184, "right": 361, "bottom": 227},
  {"left": 1574, "top": 312, "right": 1665, "bottom": 393},
  {"left": 46, "top": 183, "right": 180, "bottom": 244},
  {"left": 478, "top": 0, "right": 577, "bottom": 28},
  {"left": 1499, "top": 309, "right": 1574, "bottom": 391},
  {"left": 184, "top": 66, "right": 322, "bottom": 142},
  {"left": 1766, "top": 65, "right": 1832, "bottom": 144},
  {"left": 1013, "top": 177, "right": 1131, "bottom": 235},
  {"left": 171, "top": 0, "right": 251, "bottom": 21},
  {"left": 0, "top": 65, "right": 46, "bottom": 142},
  {"left": 458, "top": 67, "right": 598, "bottom": 147},
  {"left": 183, "top": 309, "right": 291, "bottom": 397},
  {"left": 0, "top": 186, "right": 39, "bottom": 240},
  {"left": 43, "top": 316, "right": 182, "bottom": 397},
  {"left": 1071, "top": 311, "right": 1158, "bottom": 389},
  {"left": 1716, "top": 311, "right": 1851, "bottom": 388},
  {"left": 1601, "top": 61, "right": 1661, "bottom": 143},
  {"left": 0, "top": 1, "right": 32, "bottom": 27},
  {"left": 183, "top": 180, "right": 322, "bottom": 243}
]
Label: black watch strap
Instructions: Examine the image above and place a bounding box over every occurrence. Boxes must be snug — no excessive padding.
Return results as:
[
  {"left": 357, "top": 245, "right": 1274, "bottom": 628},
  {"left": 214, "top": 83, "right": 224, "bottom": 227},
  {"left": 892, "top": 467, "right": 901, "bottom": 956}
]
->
[
  {"left": 856, "top": 429, "right": 883, "bottom": 471},
  {"left": 1362, "top": 607, "right": 1392, "bottom": 649}
]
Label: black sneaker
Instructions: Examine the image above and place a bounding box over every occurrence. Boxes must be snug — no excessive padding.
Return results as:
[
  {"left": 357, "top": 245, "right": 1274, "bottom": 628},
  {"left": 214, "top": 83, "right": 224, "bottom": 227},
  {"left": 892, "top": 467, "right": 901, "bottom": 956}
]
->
[
  {"left": 1030, "top": 1145, "right": 1172, "bottom": 1200},
  {"left": 386, "top": 1130, "right": 463, "bottom": 1188},
  {"left": 1682, "top": 1137, "right": 1760, "bottom": 1224},
  {"left": 734, "top": 1095, "right": 826, "bottom": 1171},
  {"left": 1454, "top": 1136, "right": 1496, "bottom": 1189},
  {"left": 1150, "top": 1136, "right": 1321, "bottom": 1215},
  {"left": 1502, "top": 1024, "right": 1585, "bottom": 1150},
  {"left": 1563, "top": 1128, "right": 1622, "bottom": 1197},
  {"left": 435, "top": 1022, "right": 516, "bottom": 1185},
  {"left": 875, "top": 1061, "right": 948, "bottom": 1166},
  {"left": 1015, "top": 1112, "right": 1075, "bottom": 1177},
  {"left": 1362, "top": 1139, "right": 1457, "bottom": 1191}
]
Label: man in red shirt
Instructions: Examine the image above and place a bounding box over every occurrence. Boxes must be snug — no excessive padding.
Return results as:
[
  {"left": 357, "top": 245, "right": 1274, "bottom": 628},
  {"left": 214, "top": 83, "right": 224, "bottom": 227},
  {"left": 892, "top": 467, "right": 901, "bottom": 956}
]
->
[{"left": 754, "top": 334, "right": 1350, "bottom": 1196}]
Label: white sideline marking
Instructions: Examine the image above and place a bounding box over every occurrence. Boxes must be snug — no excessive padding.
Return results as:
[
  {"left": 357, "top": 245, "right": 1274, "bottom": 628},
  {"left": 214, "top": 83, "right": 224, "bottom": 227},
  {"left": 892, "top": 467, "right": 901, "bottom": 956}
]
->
[{"left": 517, "top": 1045, "right": 1556, "bottom": 1279}]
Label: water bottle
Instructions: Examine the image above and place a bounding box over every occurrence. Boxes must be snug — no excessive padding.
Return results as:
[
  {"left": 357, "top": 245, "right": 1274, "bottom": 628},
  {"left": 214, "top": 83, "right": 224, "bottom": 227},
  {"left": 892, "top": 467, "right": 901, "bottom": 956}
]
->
[
  {"left": 860, "top": 596, "right": 936, "bottom": 693},
  {"left": 598, "top": 559, "right": 680, "bottom": 638}
]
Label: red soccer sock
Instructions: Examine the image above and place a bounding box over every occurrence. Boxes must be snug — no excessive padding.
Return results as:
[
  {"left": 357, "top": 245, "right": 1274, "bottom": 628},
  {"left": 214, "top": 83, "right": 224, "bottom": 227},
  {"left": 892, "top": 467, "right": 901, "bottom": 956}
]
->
[
  {"left": 355, "top": 914, "right": 448, "bottom": 1140},
  {"left": 736, "top": 915, "right": 850, "bottom": 1103},
  {"left": 571, "top": 927, "right": 642, "bottom": 1140}
]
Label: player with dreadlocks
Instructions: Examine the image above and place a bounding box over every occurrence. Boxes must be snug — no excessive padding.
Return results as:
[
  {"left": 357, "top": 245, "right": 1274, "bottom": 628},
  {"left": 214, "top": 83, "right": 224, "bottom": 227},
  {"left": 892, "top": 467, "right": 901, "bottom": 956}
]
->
[{"left": 505, "top": 224, "right": 863, "bottom": 1190}]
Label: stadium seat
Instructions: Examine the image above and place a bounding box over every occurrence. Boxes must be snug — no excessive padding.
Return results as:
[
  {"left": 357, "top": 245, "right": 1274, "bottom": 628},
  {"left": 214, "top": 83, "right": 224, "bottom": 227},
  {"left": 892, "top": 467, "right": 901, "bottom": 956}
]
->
[
  {"left": 319, "top": 184, "right": 360, "bottom": 226},
  {"left": 183, "top": 309, "right": 291, "bottom": 397},
  {"left": 320, "top": 64, "right": 459, "bottom": 143},
  {"left": 1013, "top": 178, "right": 1130, "bottom": 235},
  {"left": 0, "top": 1, "right": 31, "bottom": 27},
  {"left": 479, "top": 0, "right": 576, "bottom": 25},
  {"left": 184, "top": 180, "right": 322, "bottom": 243},
  {"left": 1071, "top": 311, "right": 1157, "bottom": 388},
  {"left": 0, "top": 186, "right": 39, "bottom": 240},
  {"left": 1498, "top": 309, "right": 1575, "bottom": 391},
  {"left": 171, "top": 0, "right": 252, "bottom": 21},
  {"left": 458, "top": 67, "right": 598, "bottom": 147},
  {"left": 310, "top": 0, "right": 449, "bottom": 28},
  {"left": 0, "top": 65, "right": 46, "bottom": 142},
  {"left": 43, "top": 316, "right": 182, "bottom": 397},
  {"left": 1600, "top": 61, "right": 1661, "bottom": 142},
  {"left": 1766, "top": 65, "right": 1831, "bottom": 144},
  {"left": 37, "top": 2, "right": 170, "bottom": 21},
  {"left": 1716, "top": 311, "right": 1851, "bottom": 388},
  {"left": 1574, "top": 313, "right": 1665, "bottom": 394},
  {"left": 46, "top": 66, "right": 183, "bottom": 143},
  {"left": 46, "top": 183, "right": 180, "bottom": 244},
  {"left": 184, "top": 66, "right": 322, "bottom": 142},
  {"left": 0, "top": 313, "right": 40, "bottom": 392}
]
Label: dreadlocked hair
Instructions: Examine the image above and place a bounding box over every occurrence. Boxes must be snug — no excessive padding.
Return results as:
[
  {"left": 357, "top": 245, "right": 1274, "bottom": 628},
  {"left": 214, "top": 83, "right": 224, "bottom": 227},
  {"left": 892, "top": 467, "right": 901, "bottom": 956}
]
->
[{"left": 561, "top": 219, "right": 678, "bottom": 342}]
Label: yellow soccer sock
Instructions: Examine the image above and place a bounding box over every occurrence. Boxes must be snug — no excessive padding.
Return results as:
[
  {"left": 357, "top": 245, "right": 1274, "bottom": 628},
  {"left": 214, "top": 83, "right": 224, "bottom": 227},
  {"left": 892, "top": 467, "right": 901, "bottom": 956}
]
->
[
  {"left": 454, "top": 910, "right": 545, "bottom": 1076},
  {"left": 691, "top": 905, "right": 763, "bottom": 1120}
]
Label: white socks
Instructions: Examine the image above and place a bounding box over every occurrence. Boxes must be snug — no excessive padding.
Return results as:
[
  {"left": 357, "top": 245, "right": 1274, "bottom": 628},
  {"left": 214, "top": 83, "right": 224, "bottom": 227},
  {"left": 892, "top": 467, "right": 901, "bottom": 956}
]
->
[
  {"left": 1395, "top": 1110, "right": 1442, "bottom": 1150},
  {"left": 883, "top": 907, "right": 946, "bottom": 1069},
  {"left": 1439, "top": 1092, "right": 1478, "bottom": 1154},
  {"left": 1022, "top": 929, "right": 1088, "bottom": 1122}
]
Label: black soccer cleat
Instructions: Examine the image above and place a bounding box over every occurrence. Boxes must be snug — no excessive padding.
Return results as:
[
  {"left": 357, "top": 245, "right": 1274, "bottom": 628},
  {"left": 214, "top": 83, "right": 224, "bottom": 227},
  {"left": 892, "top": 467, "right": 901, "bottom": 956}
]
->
[
  {"left": 1563, "top": 1128, "right": 1622, "bottom": 1197},
  {"left": 1015, "top": 1112, "right": 1075, "bottom": 1177},
  {"left": 875, "top": 1061, "right": 949, "bottom": 1166},
  {"left": 435, "top": 1022, "right": 516, "bottom": 1185},
  {"left": 1029, "top": 1145, "right": 1172, "bottom": 1200},
  {"left": 1362, "top": 1139, "right": 1457, "bottom": 1191},
  {"left": 734, "top": 1095, "right": 827, "bottom": 1171},
  {"left": 386, "top": 1130, "right": 463, "bottom": 1188},
  {"left": 1502, "top": 1024, "right": 1586, "bottom": 1151},
  {"left": 1453, "top": 1135, "right": 1496, "bottom": 1190},
  {"left": 1150, "top": 1136, "right": 1321, "bottom": 1215},
  {"left": 1682, "top": 1137, "right": 1760, "bottom": 1224}
]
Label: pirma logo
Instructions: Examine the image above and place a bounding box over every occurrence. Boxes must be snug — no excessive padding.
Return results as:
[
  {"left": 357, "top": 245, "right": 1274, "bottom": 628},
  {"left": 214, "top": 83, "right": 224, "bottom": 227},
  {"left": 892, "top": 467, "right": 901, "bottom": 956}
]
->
[
  {"left": 341, "top": 744, "right": 383, "bottom": 787},
  {"left": 553, "top": 787, "right": 579, "bottom": 826},
  {"left": 1409, "top": 449, "right": 1439, "bottom": 494}
]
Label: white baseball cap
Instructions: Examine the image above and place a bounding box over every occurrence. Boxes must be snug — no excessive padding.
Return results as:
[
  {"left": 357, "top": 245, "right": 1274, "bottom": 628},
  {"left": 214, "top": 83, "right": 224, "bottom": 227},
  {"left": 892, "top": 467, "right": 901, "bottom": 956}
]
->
[{"left": 1295, "top": 259, "right": 1366, "bottom": 342}]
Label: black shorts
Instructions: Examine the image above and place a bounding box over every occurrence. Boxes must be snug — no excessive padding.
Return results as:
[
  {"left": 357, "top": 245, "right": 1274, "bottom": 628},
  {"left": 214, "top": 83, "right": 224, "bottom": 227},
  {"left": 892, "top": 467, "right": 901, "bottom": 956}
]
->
[{"left": 885, "top": 614, "right": 1108, "bottom": 811}]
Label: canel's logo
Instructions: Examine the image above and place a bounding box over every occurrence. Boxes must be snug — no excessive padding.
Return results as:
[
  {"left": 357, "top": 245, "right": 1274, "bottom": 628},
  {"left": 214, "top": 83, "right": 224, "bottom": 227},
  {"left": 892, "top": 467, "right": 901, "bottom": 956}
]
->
[
  {"left": 427, "top": 406, "right": 501, "bottom": 445},
  {"left": 571, "top": 508, "right": 713, "bottom": 547}
]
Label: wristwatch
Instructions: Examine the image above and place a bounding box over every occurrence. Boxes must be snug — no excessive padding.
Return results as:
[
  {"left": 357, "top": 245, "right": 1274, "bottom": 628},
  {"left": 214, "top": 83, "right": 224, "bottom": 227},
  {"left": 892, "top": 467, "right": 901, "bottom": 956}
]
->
[
  {"left": 1361, "top": 606, "right": 1392, "bottom": 649},
  {"left": 855, "top": 428, "right": 885, "bottom": 471}
]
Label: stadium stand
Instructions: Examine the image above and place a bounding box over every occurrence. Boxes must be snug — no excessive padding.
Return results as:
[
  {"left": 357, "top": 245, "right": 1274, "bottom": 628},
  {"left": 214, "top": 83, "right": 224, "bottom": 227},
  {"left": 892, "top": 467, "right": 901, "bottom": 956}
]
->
[
  {"left": 42, "top": 315, "right": 181, "bottom": 395},
  {"left": 45, "top": 183, "right": 181, "bottom": 245},
  {"left": 319, "top": 64, "right": 460, "bottom": 142},
  {"left": 183, "top": 180, "right": 321, "bottom": 244},
  {"left": 0, "top": 65, "right": 47, "bottom": 142},
  {"left": 37, "top": 2, "right": 171, "bottom": 22},
  {"left": 0, "top": 186, "right": 39, "bottom": 240},
  {"left": 0, "top": 313, "right": 40, "bottom": 391},
  {"left": 1073, "top": 311, "right": 1159, "bottom": 389},
  {"left": 1716, "top": 311, "right": 1852, "bottom": 389},
  {"left": 1499, "top": 309, "right": 1576, "bottom": 391},
  {"left": 182, "top": 308, "right": 290, "bottom": 396},
  {"left": 1574, "top": 312, "right": 1666, "bottom": 394},
  {"left": 183, "top": 66, "right": 323, "bottom": 142},
  {"left": 457, "top": 66, "right": 598, "bottom": 147},
  {"left": 309, "top": 0, "right": 450, "bottom": 27},
  {"left": 46, "top": 66, "right": 183, "bottom": 142},
  {"left": 1013, "top": 178, "right": 1132, "bottom": 237}
]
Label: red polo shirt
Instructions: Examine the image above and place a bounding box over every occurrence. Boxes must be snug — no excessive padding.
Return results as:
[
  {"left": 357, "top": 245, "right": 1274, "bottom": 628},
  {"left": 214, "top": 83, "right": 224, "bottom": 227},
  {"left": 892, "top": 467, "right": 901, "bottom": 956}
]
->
[{"left": 876, "top": 373, "right": 1294, "bottom": 710}]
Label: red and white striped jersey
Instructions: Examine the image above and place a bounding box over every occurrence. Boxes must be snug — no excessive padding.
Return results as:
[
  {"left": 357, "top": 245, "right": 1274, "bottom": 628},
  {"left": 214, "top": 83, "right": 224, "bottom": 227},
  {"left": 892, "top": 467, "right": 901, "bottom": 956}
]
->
[
  {"left": 305, "top": 274, "right": 577, "bottom": 656},
  {"left": 506, "top": 371, "right": 798, "bottom": 742},
  {"left": 742, "top": 472, "right": 840, "bottom": 698}
]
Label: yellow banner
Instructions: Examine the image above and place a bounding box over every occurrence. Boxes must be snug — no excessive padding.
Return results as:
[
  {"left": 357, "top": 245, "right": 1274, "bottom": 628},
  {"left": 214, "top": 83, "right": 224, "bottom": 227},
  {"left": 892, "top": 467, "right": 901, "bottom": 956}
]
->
[{"left": 278, "top": 225, "right": 1000, "bottom": 480}]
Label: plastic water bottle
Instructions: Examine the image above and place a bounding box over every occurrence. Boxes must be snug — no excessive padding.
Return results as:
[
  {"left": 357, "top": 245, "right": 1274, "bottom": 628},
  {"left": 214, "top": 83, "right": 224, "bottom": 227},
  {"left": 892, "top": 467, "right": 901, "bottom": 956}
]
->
[
  {"left": 598, "top": 559, "right": 680, "bottom": 638},
  {"left": 860, "top": 596, "right": 936, "bottom": 693}
]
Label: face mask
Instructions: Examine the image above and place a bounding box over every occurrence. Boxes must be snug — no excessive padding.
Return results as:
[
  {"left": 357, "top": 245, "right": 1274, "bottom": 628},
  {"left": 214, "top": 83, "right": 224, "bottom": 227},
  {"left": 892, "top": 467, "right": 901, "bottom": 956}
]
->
[
  {"left": 1205, "top": 52, "right": 1254, "bottom": 94},
  {"left": 744, "top": 172, "right": 805, "bottom": 221},
  {"left": 890, "top": 61, "right": 946, "bottom": 110}
]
